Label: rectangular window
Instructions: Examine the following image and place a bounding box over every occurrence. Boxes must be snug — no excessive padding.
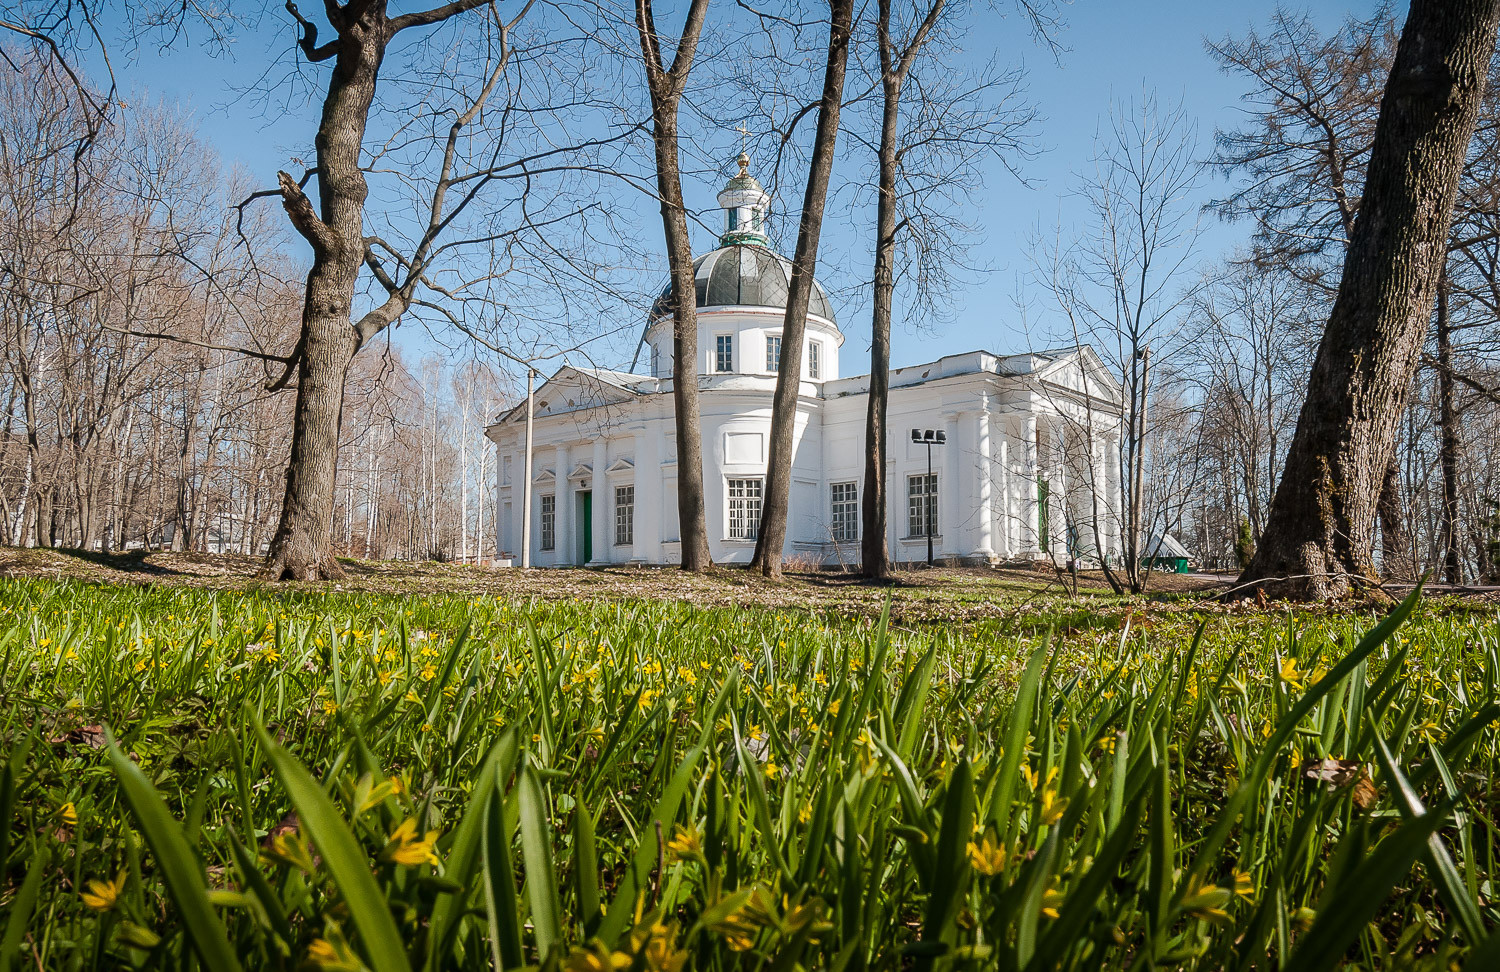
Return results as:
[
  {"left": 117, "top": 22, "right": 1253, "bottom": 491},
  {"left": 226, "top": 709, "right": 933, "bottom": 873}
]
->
[
  {"left": 727, "top": 478, "right": 763, "bottom": 540},
  {"left": 765, "top": 335, "right": 782, "bottom": 372},
  {"left": 907, "top": 473, "right": 938, "bottom": 538},
  {"left": 715, "top": 334, "right": 733, "bottom": 372},
  {"left": 615, "top": 484, "right": 634, "bottom": 546},
  {"left": 540, "top": 494, "right": 556, "bottom": 551},
  {"left": 830, "top": 481, "right": 858, "bottom": 541},
  {"left": 808, "top": 341, "right": 821, "bottom": 379}
]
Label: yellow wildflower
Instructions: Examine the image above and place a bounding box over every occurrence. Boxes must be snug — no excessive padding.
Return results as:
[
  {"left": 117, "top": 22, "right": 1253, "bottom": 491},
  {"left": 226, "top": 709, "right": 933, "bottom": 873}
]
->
[
  {"left": 1038, "top": 788, "right": 1068, "bottom": 827},
  {"left": 383, "top": 818, "right": 440, "bottom": 867},
  {"left": 666, "top": 825, "right": 701, "bottom": 862},
  {"left": 81, "top": 870, "right": 127, "bottom": 911},
  {"left": 967, "top": 836, "right": 1006, "bottom": 876},
  {"left": 57, "top": 802, "right": 78, "bottom": 827}
]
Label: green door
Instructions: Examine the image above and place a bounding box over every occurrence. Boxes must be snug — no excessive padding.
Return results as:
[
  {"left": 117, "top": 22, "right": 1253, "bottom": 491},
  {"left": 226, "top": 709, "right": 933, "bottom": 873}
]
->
[
  {"left": 577, "top": 491, "right": 592, "bottom": 564},
  {"left": 1037, "top": 481, "right": 1050, "bottom": 553}
]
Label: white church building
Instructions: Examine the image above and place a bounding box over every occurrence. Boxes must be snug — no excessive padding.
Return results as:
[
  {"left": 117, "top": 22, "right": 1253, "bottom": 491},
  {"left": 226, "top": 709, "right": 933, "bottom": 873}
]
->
[{"left": 486, "top": 158, "right": 1125, "bottom": 568}]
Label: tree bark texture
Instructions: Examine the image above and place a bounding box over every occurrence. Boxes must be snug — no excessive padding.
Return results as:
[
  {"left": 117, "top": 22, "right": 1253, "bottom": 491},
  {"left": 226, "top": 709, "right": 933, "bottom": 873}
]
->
[
  {"left": 1436, "top": 270, "right": 1465, "bottom": 583},
  {"left": 751, "top": 0, "right": 855, "bottom": 579},
  {"left": 859, "top": 0, "right": 944, "bottom": 581},
  {"left": 265, "top": 6, "right": 388, "bottom": 580},
  {"left": 1376, "top": 453, "right": 1410, "bottom": 578},
  {"left": 1238, "top": 0, "right": 1500, "bottom": 600},
  {"left": 636, "top": 0, "right": 713, "bottom": 573}
]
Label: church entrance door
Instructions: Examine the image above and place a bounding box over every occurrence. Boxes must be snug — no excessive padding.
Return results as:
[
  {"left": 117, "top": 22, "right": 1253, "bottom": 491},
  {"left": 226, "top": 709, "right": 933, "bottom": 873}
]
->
[{"left": 577, "top": 491, "right": 592, "bottom": 564}]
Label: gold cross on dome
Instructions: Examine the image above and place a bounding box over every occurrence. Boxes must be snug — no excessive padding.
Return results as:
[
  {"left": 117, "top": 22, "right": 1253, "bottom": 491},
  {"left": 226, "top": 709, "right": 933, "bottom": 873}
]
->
[{"left": 735, "top": 120, "right": 749, "bottom": 153}]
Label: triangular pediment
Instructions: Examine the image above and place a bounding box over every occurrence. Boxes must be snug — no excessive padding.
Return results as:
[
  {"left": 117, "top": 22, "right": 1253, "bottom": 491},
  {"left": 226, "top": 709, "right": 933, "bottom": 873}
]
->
[
  {"left": 533, "top": 467, "right": 556, "bottom": 485},
  {"left": 567, "top": 462, "right": 594, "bottom": 481},
  {"left": 1032, "top": 346, "right": 1121, "bottom": 405},
  {"left": 495, "top": 366, "right": 644, "bottom": 424},
  {"left": 606, "top": 457, "right": 635, "bottom": 474}
]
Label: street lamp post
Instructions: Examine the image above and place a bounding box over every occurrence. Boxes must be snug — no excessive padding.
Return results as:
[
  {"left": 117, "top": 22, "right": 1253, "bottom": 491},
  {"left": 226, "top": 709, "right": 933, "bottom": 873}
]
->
[{"left": 910, "top": 428, "right": 946, "bottom": 566}]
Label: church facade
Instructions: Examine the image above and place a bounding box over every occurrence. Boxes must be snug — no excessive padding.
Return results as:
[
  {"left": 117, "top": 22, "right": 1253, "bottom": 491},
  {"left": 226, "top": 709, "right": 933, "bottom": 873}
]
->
[{"left": 486, "top": 159, "right": 1125, "bottom": 568}]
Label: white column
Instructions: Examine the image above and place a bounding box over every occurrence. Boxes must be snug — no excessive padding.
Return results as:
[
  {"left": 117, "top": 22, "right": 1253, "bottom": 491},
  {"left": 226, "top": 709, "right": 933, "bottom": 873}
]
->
[
  {"left": 591, "top": 437, "right": 609, "bottom": 564},
  {"left": 1021, "top": 413, "right": 1040, "bottom": 556},
  {"left": 554, "top": 443, "right": 571, "bottom": 565},
  {"left": 995, "top": 422, "right": 1011, "bottom": 558},
  {"left": 1108, "top": 429, "right": 1123, "bottom": 561},
  {"left": 510, "top": 446, "right": 524, "bottom": 560},
  {"left": 633, "top": 427, "right": 659, "bottom": 562},
  {"left": 973, "top": 410, "right": 995, "bottom": 561},
  {"left": 940, "top": 414, "right": 960, "bottom": 559}
]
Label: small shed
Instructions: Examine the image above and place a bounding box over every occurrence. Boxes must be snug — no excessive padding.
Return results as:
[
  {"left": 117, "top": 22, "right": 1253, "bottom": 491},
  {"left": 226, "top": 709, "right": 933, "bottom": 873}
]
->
[{"left": 1143, "top": 533, "right": 1193, "bottom": 573}]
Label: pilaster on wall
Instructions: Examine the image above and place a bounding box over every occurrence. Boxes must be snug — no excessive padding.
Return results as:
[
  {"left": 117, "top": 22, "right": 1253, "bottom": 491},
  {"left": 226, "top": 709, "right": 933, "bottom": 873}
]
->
[
  {"left": 972, "top": 409, "right": 995, "bottom": 561},
  {"left": 554, "top": 443, "right": 571, "bottom": 565},
  {"left": 939, "top": 414, "right": 960, "bottom": 558},
  {"left": 1020, "top": 413, "right": 1041, "bottom": 556},
  {"left": 632, "top": 427, "right": 660, "bottom": 562},
  {"left": 590, "top": 437, "right": 609, "bottom": 565}
]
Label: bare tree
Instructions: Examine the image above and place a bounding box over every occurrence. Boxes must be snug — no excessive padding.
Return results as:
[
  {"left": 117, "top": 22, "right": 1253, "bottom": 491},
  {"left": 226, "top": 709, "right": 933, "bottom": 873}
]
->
[
  {"left": 1030, "top": 93, "right": 1202, "bottom": 593},
  {"left": 750, "top": 0, "right": 854, "bottom": 580},
  {"left": 851, "top": 0, "right": 1040, "bottom": 579},
  {"left": 634, "top": 0, "right": 713, "bottom": 573},
  {"left": 1240, "top": 0, "right": 1500, "bottom": 600}
]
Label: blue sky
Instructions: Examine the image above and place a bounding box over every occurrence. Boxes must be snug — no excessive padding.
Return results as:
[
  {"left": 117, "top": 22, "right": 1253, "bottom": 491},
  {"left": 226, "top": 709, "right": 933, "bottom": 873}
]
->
[{"left": 99, "top": 0, "right": 1381, "bottom": 374}]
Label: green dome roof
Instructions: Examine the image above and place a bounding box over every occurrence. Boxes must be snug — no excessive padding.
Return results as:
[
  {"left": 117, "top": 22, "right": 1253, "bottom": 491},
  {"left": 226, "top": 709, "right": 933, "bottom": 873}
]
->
[{"left": 650, "top": 244, "right": 836, "bottom": 324}]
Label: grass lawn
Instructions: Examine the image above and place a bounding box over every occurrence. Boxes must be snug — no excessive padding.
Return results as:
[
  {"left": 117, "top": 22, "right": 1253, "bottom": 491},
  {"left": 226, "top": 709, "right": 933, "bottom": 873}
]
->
[{"left": 1, "top": 559, "right": 1498, "bottom": 969}]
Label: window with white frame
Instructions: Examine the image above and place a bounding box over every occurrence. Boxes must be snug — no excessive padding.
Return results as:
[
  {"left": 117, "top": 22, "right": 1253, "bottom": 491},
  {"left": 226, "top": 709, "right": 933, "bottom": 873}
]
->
[
  {"left": 715, "top": 334, "right": 733, "bottom": 372},
  {"left": 808, "top": 341, "right": 821, "bottom": 379},
  {"left": 727, "top": 478, "right": 763, "bottom": 540},
  {"left": 907, "top": 473, "right": 938, "bottom": 538},
  {"left": 615, "top": 485, "right": 634, "bottom": 546},
  {"left": 830, "top": 481, "right": 857, "bottom": 541},
  {"left": 540, "top": 494, "right": 556, "bottom": 550},
  {"left": 765, "top": 335, "right": 782, "bottom": 372}
]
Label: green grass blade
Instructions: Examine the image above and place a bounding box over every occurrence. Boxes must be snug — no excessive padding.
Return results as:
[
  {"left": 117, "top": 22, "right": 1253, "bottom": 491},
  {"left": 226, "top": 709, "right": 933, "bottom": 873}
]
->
[
  {"left": 517, "top": 762, "right": 563, "bottom": 960},
  {"left": 250, "top": 715, "right": 412, "bottom": 972},
  {"left": 105, "top": 731, "right": 246, "bottom": 972},
  {"left": 0, "top": 845, "right": 49, "bottom": 972},
  {"left": 1286, "top": 801, "right": 1455, "bottom": 972}
]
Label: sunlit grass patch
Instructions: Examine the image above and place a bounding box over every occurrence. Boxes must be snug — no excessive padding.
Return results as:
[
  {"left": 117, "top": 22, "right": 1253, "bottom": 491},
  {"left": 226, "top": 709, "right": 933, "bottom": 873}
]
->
[{"left": 1, "top": 577, "right": 1498, "bottom": 969}]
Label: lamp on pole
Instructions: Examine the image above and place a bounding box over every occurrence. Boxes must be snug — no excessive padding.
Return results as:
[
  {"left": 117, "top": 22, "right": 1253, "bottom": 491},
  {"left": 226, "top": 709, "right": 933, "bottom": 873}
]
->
[{"left": 910, "top": 428, "right": 946, "bottom": 566}]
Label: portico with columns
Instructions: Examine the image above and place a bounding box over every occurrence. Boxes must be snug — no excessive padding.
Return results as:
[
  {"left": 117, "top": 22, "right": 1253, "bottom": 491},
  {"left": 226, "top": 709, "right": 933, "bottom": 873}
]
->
[{"left": 486, "top": 157, "right": 1123, "bottom": 568}]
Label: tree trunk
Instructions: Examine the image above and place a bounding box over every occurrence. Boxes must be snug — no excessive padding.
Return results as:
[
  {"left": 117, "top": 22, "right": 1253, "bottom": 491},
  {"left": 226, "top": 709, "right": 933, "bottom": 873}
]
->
[
  {"left": 1435, "top": 269, "right": 1465, "bottom": 584},
  {"left": 860, "top": 59, "right": 901, "bottom": 581},
  {"left": 1238, "top": 0, "right": 1500, "bottom": 600},
  {"left": 1377, "top": 453, "right": 1408, "bottom": 578},
  {"left": 265, "top": 8, "right": 389, "bottom": 581},
  {"left": 636, "top": 0, "right": 713, "bottom": 573},
  {"left": 751, "top": 0, "right": 855, "bottom": 579}
]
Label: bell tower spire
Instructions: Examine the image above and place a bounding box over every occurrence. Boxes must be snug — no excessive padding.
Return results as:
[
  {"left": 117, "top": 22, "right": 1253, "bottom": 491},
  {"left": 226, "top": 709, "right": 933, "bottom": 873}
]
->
[{"left": 717, "top": 150, "right": 770, "bottom": 247}]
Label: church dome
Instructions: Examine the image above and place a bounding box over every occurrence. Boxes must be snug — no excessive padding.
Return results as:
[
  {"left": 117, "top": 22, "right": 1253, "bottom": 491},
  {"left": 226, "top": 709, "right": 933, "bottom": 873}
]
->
[{"left": 649, "top": 244, "right": 837, "bottom": 324}]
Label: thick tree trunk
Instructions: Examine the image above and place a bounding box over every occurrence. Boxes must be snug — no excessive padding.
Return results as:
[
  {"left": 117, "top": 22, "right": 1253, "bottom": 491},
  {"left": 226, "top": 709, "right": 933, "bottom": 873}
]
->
[
  {"left": 1238, "top": 0, "right": 1500, "bottom": 600},
  {"left": 861, "top": 67, "right": 901, "bottom": 581},
  {"left": 752, "top": 0, "right": 855, "bottom": 579},
  {"left": 265, "top": 9, "right": 388, "bottom": 581},
  {"left": 636, "top": 0, "right": 712, "bottom": 573},
  {"left": 1436, "top": 271, "right": 1465, "bottom": 584}
]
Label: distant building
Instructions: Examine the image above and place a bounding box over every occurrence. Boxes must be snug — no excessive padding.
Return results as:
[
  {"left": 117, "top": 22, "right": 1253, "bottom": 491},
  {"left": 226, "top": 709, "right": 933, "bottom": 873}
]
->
[
  {"left": 486, "top": 157, "right": 1125, "bottom": 567},
  {"left": 1142, "top": 533, "right": 1194, "bottom": 573}
]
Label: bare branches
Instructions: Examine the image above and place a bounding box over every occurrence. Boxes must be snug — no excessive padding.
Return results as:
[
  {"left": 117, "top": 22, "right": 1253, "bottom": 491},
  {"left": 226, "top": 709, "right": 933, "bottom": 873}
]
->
[
  {"left": 285, "top": 2, "right": 339, "bottom": 61},
  {"left": 275, "top": 170, "right": 338, "bottom": 256}
]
